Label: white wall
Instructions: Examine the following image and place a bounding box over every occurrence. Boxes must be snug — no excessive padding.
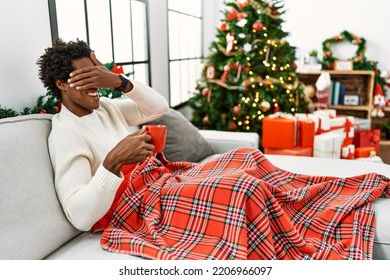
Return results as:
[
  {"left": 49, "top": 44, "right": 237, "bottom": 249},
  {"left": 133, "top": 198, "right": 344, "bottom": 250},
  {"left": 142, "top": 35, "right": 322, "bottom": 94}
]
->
[
  {"left": 0, "top": 0, "right": 52, "bottom": 111},
  {"left": 283, "top": 0, "right": 390, "bottom": 71}
]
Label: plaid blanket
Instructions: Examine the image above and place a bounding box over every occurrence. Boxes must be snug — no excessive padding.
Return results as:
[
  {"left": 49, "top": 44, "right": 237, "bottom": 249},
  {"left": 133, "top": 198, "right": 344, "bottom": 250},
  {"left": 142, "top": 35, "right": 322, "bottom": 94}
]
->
[{"left": 99, "top": 147, "right": 390, "bottom": 260}]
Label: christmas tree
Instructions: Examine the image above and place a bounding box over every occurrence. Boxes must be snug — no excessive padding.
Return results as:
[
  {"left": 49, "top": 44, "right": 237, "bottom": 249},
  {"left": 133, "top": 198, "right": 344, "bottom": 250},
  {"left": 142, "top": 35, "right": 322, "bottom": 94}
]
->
[{"left": 188, "top": 0, "right": 307, "bottom": 134}]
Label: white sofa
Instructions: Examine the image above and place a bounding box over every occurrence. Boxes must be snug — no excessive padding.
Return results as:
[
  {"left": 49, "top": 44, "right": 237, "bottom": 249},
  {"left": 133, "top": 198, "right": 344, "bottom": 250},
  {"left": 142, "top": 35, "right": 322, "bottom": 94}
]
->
[
  {"left": 0, "top": 113, "right": 258, "bottom": 260},
  {"left": 1, "top": 113, "right": 389, "bottom": 260}
]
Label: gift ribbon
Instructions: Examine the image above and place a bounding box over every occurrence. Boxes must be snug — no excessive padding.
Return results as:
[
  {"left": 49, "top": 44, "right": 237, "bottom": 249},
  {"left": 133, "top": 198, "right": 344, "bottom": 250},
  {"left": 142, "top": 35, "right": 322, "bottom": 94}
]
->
[
  {"left": 371, "top": 132, "right": 380, "bottom": 145},
  {"left": 316, "top": 118, "right": 330, "bottom": 134}
]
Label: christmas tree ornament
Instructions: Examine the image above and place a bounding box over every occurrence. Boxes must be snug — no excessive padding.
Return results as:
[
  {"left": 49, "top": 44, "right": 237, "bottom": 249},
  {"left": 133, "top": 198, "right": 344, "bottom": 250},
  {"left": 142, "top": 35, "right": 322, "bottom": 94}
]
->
[
  {"left": 228, "top": 121, "right": 238, "bottom": 130},
  {"left": 252, "top": 21, "right": 263, "bottom": 31},
  {"left": 237, "top": 0, "right": 250, "bottom": 9},
  {"left": 236, "top": 12, "right": 248, "bottom": 20},
  {"left": 243, "top": 43, "right": 252, "bottom": 53},
  {"left": 236, "top": 18, "right": 248, "bottom": 28},
  {"left": 112, "top": 64, "right": 124, "bottom": 74},
  {"left": 250, "top": 0, "right": 262, "bottom": 10},
  {"left": 206, "top": 66, "right": 216, "bottom": 79},
  {"left": 202, "top": 88, "right": 210, "bottom": 97},
  {"left": 202, "top": 115, "right": 211, "bottom": 125},
  {"left": 261, "top": 100, "right": 271, "bottom": 112},
  {"left": 233, "top": 105, "right": 241, "bottom": 115},
  {"left": 226, "top": 33, "right": 235, "bottom": 55},
  {"left": 218, "top": 22, "right": 228, "bottom": 31},
  {"left": 225, "top": 7, "right": 238, "bottom": 21}
]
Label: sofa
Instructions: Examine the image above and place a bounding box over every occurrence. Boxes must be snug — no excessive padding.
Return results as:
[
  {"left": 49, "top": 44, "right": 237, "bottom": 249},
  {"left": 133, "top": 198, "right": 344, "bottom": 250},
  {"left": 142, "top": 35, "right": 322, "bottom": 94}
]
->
[{"left": 1, "top": 113, "right": 389, "bottom": 260}]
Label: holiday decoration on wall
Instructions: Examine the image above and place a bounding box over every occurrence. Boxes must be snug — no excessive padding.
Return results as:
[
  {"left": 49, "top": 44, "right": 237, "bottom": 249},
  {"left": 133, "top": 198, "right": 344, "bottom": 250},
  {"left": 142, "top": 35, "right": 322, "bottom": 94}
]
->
[
  {"left": 188, "top": 0, "right": 308, "bottom": 134},
  {"left": 321, "top": 30, "right": 388, "bottom": 117},
  {"left": 321, "top": 30, "right": 366, "bottom": 70}
]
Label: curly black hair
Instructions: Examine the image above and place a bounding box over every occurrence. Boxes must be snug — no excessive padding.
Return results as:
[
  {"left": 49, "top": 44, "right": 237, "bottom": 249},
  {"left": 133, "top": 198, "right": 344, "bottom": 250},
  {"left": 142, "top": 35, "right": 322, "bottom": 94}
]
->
[{"left": 37, "top": 38, "right": 92, "bottom": 99}]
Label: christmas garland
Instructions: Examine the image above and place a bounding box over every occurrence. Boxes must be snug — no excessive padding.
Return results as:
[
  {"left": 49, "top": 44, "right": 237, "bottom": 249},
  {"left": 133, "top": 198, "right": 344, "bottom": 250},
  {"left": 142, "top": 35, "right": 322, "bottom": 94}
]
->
[{"left": 321, "top": 30, "right": 366, "bottom": 70}]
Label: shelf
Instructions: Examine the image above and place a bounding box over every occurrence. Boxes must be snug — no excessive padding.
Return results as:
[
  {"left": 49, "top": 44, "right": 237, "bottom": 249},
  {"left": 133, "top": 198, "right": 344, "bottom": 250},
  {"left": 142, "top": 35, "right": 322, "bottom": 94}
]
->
[
  {"left": 329, "top": 105, "right": 370, "bottom": 111},
  {"left": 298, "top": 70, "right": 375, "bottom": 76},
  {"left": 298, "top": 71, "right": 375, "bottom": 124},
  {"left": 380, "top": 140, "right": 390, "bottom": 146}
]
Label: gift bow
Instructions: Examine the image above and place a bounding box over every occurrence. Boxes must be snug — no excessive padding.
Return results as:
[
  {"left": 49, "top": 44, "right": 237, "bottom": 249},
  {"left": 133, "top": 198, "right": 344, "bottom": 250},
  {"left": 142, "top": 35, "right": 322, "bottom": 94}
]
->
[{"left": 371, "top": 132, "right": 380, "bottom": 145}]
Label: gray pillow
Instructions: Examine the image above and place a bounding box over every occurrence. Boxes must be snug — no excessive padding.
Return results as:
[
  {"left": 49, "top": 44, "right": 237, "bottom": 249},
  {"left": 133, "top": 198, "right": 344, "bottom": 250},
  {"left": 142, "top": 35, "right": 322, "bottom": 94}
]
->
[{"left": 143, "top": 109, "right": 215, "bottom": 162}]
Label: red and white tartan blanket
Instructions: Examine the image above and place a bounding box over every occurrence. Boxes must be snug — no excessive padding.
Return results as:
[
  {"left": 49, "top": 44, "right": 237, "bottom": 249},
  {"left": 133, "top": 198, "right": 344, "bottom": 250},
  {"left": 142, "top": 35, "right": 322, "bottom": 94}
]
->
[{"left": 98, "top": 147, "right": 390, "bottom": 260}]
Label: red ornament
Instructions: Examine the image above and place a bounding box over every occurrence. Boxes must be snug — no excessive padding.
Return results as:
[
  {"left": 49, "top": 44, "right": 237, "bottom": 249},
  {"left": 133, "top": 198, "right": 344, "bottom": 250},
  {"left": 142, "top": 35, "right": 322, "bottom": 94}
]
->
[
  {"left": 236, "top": 12, "right": 248, "bottom": 20},
  {"left": 237, "top": 0, "right": 250, "bottom": 9},
  {"left": 202, "top": 88, "right": 210, "bottom": 97},
  {"left": 112, "top": 64, "right": 124, "bottom": 74},
  {"left": 271, "top": 9, "right": 278, "bottom": 15},
  {"left": 218, "top": 21, "right": 227, "bottom": 31},
  {"left": 39, "top": 109, "right": 46, "bottom": 114},
  {"left": 202, "top": 116, "right": 211, "bottom": 125},
  {"left": 228, "top": 122, "right": 237, "bottom": 130},
  {"left": 233, "top": 105, "right": 241, "bottom": 115},
  {"left": 252, "top": 21, "right": 263, "bottom": 31},
  {"left": 225, "top": 7, "right": 238, "bottom": 21}
]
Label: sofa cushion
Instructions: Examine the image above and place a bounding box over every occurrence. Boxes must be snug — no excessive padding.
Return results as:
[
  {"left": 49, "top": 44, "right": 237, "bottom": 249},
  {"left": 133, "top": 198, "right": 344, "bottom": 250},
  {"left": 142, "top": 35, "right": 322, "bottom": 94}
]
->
[
  {"left": 0, "top": 114, "right": 80, "bottom": 259},
  {"left": 143, "top": 109, "right": 215, "bottom": 162}
]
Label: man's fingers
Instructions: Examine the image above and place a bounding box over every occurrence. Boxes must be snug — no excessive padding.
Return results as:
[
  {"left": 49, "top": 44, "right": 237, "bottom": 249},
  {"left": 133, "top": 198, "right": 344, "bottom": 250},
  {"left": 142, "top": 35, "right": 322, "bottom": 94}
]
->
[{"left": 90, "top": 51, "right": 104, "bottom": 66}]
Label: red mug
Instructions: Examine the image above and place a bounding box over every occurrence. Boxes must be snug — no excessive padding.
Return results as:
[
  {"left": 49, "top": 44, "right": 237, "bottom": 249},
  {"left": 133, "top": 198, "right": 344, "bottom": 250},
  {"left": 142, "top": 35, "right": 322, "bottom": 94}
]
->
[{"left": 143, "top": 125, "right": 167, "bottom": 154}]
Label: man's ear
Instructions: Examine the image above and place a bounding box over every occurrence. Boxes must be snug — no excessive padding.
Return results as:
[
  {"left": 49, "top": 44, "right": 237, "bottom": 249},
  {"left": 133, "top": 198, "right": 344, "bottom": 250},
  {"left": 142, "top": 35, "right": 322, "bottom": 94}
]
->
[{"left": 55, "top": 80, "right": 68, "bottom": 91}]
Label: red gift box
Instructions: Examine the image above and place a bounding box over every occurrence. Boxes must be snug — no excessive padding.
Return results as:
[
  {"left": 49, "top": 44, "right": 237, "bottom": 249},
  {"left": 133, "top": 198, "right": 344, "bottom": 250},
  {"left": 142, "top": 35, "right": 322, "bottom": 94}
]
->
[
  {"left": 355, "top": 146, "right": 376, "bottom": 158},
  {"left": 262, "top": 115, "right": 297, "bottom": 149},
  {"left": 353, "top": 129, "right": 380, "bottom": 155},
  {"left": 299, "top": 120, "right": 315, "bottom": 148},
  {"left": 264, "top": 147, "right": 313, "bottom": 157}
]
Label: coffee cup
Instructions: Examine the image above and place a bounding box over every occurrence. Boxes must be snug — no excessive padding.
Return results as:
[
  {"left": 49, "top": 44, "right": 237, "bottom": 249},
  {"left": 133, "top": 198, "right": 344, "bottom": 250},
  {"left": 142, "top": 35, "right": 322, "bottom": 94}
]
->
[{"left": 143, "top": 125, "right": 167, "bottom": 154}]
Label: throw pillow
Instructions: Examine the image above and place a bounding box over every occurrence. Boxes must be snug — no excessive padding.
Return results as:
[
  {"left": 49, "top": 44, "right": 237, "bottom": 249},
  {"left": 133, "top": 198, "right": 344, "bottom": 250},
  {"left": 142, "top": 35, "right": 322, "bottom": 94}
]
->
[{"left": 143, "top": 109, "right": 215, "bottom": 162}]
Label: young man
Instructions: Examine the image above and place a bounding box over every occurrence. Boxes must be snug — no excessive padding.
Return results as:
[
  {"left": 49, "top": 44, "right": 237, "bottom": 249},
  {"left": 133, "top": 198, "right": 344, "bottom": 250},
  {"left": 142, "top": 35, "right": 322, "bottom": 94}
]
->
[{"left": 38, "top": 39, "right": 169, "bottom": 231}]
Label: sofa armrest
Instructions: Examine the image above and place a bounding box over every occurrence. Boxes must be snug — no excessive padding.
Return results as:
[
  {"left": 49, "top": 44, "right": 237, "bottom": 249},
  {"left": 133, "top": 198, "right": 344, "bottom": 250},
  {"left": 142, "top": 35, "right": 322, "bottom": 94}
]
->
[{"left": 199, "top": 130, "right": 259, "bottom": 154}]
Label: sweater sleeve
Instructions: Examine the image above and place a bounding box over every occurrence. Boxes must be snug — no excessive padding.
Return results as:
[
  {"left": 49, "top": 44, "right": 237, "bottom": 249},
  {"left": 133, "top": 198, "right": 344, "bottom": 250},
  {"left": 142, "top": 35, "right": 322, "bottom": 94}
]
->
[
  {"left": 113, "top": 79, "right": 169, "bottom": 126},
  {"left": 49, "top": 128, "right": 123, "bottom": 231}
]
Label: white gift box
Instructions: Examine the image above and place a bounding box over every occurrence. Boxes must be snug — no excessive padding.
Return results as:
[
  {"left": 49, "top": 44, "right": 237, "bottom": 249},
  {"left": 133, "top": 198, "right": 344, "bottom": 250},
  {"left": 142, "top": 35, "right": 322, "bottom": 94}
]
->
[
  {"left": 313, "top": 109, "right": 337, "bottom": 118},
  {"left": 354, "top": 117, "right": 371, "bottom": 131},
  {"left": 313, "top": 132, "right": 344, "bottom": 158},
  {"left": 329, "top": 116, "right": 355, "bottom": 139}
]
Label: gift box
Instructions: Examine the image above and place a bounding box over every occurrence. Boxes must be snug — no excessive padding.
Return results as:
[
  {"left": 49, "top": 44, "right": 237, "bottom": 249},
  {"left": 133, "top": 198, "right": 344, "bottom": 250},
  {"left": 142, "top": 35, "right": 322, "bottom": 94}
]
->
[
  {"left": 354, "top": 118, "right": 371, "bottom": 131},
  {"left": 353, "top": 129, "right": 380, "bottom": 155},
  {"left": 313, "top": 132, "right": 344, "bottom": 158},
  {"left": 264, "top": 147, "right": 313, "bottom": 157},
  {"left": 313, "top": 109, "right": 337, "bottom": 118},
  {"left": 355, "top": 146, "right": 376, "bottom": 158},
  {"left": 295, "top": 113, "right": 330, "bottom": 135},
  {"left": 262, "top": 114, "right": 298, "bottom": 149},
  {"left": 329, "top": 116, "right": 354, "bottom": 145},
  {"left": 341, "top": 144, "right": 355, "bottom": 160},
  {"left": 299, "top": 119, "right": 315, "bottom": 147}
]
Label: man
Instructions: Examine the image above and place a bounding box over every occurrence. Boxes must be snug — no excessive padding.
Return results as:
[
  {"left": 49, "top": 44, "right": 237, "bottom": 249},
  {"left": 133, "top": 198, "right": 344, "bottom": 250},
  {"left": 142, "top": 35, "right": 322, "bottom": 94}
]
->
[{"left": 38, "top": 39, "right": 169, "bottom": 231}]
